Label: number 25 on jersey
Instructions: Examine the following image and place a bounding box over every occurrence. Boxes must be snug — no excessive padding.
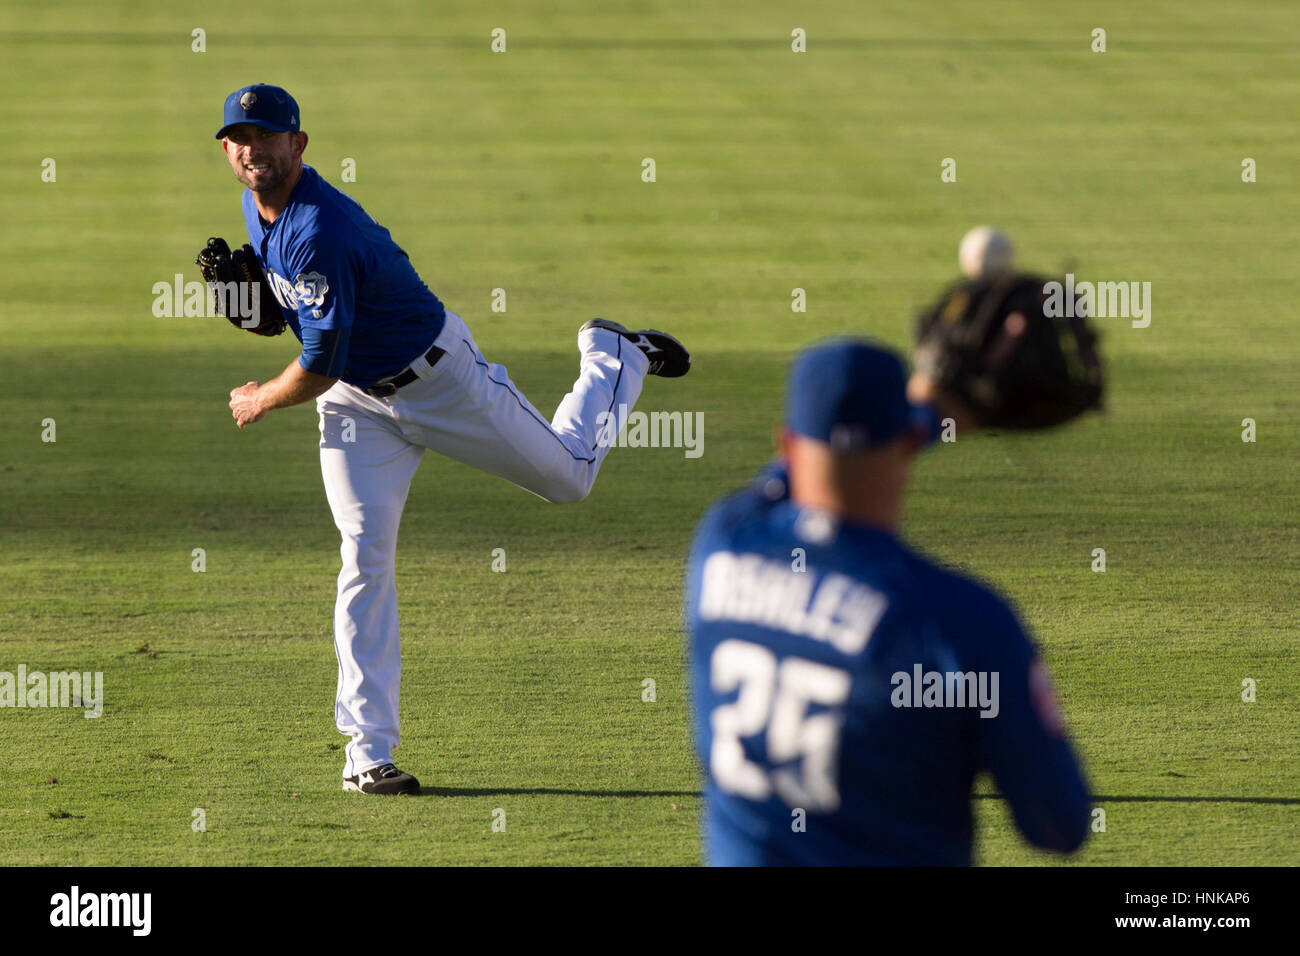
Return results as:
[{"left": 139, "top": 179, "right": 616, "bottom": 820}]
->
[{"left": 709, "top": 639, "right": 852, "bottom": 813}]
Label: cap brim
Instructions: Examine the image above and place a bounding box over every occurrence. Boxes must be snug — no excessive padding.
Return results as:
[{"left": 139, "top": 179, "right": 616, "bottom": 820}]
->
[{"left": 214, "top": 119, "right": 293, "bottom": 140}]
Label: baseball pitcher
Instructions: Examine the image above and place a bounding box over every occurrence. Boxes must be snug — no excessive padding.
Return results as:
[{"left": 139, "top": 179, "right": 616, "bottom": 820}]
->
[{"left": 201, "top": 84, "right": 690, "bottom": 794}]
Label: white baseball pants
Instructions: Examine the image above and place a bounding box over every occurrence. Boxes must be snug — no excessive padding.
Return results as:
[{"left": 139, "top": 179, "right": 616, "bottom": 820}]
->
[{"left": 316, "top": 311, "right": 649, "bottom": 777}]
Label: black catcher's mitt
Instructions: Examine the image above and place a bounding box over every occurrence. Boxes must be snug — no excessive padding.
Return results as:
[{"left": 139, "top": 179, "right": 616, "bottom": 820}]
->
[
  {"left": 913, "top": 272, "right": 1104, "bottom": 430},
  {"left": 195, "top": 237, "right": 286, "bottom": 336}
]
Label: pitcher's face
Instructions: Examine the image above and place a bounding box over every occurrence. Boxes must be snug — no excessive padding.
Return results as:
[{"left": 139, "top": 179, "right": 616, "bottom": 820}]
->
[{"left": 222, "top": 125, "right": 303, "bottom": 193}]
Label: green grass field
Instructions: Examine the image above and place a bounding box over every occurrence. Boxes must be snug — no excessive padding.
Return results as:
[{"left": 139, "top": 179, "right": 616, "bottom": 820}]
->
[{"left": 1, "top": 0, "right": 1296, "bottom": 866}]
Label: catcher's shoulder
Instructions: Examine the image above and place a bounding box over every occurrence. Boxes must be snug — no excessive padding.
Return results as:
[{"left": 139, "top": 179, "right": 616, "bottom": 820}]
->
[
  {"left": 698, "top": 468, "right": 788, "bottom": 529},
  {"left": 895, "top": 543, "right": 1025, "bottom": 634},
  {"left": 688, "top": 478, "right": 785, "bottom": 565}
]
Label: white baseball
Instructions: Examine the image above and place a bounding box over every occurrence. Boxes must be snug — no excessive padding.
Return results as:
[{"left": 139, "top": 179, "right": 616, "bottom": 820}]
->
[{"left": 958, "top": 226, "right": 1014, "bottom": 279}]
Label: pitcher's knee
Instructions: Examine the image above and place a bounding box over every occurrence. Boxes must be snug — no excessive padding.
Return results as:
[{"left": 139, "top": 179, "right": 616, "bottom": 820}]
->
[{"left": 540, "top": 469, "right": 595, "bottom": 504}]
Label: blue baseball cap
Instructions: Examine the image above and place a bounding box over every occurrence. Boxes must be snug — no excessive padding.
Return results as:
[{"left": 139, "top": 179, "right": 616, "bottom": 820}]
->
[
  {"left": 785, "top": 338, "right": 936, "bottom": 450},
  {"left": 215, "top": 84, "right": 300, "bottom": 140}
]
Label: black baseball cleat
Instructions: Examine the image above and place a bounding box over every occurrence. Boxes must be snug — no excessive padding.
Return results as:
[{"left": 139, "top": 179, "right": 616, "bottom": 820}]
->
[
  {"left": 580, "top": 318, "right": 691, "bottom": 378},
  {"left": 343, "top": 763, "right": 420, "bottom": 795}
]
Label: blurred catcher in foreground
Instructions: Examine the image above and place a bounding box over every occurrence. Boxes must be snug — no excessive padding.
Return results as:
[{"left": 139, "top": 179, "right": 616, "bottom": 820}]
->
[{"left": 685, "top": 277, "right": 1102, "bottom": 865}]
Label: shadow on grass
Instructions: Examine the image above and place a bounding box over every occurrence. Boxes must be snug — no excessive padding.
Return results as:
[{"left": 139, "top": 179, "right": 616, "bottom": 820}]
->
[
  {"left": 975, "top": 794, "right": 1300, "bottom": 806},
  {"left": 409, "top": 789, "right": 1299, "bottom": 803},
  {"left": 419, "top": 786, "right": 701, "bottom": 799}
]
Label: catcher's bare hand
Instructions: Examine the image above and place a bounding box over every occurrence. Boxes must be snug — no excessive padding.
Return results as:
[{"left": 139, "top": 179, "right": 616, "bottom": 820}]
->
[
  {"left": 229, "top": 382, "right": 267, "bottom": 429},
  {"left": 907, "top": 374, "right": 976, "bottom": 436}
]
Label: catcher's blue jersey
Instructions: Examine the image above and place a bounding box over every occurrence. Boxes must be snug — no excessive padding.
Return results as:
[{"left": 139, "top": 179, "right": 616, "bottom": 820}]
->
[
  {"left": 241, "top": 165, "right": 445, "bottom": 388},
  {"left": 686, "top": 469, "right": 1091, "bottom": 866}
]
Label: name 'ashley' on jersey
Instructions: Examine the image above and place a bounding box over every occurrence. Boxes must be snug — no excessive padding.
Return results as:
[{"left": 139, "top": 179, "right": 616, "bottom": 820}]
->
[{"left": 696, "top": 551, "right": 888, "bottom": 655}]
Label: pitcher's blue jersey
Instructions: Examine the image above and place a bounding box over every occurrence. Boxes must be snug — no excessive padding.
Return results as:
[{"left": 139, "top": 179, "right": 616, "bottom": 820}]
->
[
  {"left": 686, "top": 469, "right": 1091, "bottom": 866},
  {"left": 241, "top": 165, "right": 446, "bottom": 388}
]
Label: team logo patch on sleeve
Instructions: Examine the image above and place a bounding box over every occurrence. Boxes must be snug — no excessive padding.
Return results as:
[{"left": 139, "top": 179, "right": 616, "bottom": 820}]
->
[
  {"left": 1028, "top": 660, "right": 1065, "bottom": 737},
  {"left": 293, "top": 271, "right": 329, "bottom": 310}
]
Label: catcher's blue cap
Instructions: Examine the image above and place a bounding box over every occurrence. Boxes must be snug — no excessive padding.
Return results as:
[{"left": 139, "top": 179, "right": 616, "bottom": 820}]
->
[
  {"left": 215, "top": 84, "right": 300, "bottom": 140},
  {"left": 785, "top": 339, "right": 938, "bottom": 450}
]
